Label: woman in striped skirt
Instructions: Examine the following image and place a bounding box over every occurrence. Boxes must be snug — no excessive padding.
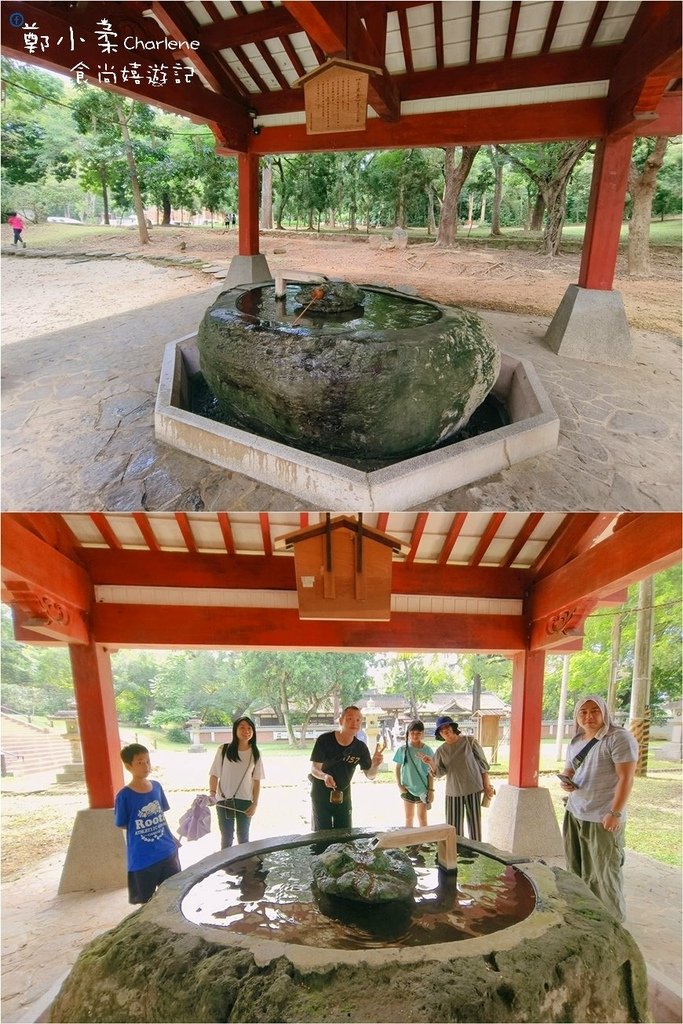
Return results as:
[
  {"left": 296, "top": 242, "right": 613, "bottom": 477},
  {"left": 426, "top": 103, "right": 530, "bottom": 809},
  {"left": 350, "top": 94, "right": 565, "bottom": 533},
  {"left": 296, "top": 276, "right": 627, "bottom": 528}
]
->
[{"left": 419, "top": 715, "right": 494, "bottom": 841}]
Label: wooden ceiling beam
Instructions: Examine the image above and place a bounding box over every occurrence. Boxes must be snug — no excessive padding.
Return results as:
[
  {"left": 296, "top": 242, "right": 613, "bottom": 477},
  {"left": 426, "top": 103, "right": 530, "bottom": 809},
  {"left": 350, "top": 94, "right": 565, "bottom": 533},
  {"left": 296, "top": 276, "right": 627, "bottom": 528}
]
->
[
  {"left": 397, "top": 7, "right": 414, "bottom": 74},
  {"left": 197, "top": 7, "right": 300, "bottom": 50},
  {"left": 607, "top": 3, "right": 682, "bottom": 134},
  {"left": 469, "top": 513, "right": 506, "bottom": 567},
  {"left": 251, "top": 46, "right": 619, "bottom": 117},
  {"left": 501, "top": 513, "right": 544, "bottom": 569},
  {"left": 405, "top": 513, "right": 429, "bottom": 565},
  {"left": 244, "top": 97, "right": 607, "bottom": 154},
  {"left": 259, "top": 514, "right": 273, "bottom": 557},
  {"left": 541, "top": 1, "right": 563, "bottom": 54},
  {"left": 434, "top": 1, "right": 444, "bottom": 70},
  {"left": 174, "top": 513, "right": 197, "bottom": 554},
  {"left": 505, "top": 1, "right": 521, "bottom": 60},
  {"left": 132, "top": 513, "right": 161, "bottom": 552},
  {"left": 530, "top": 513, "right": 611, "bottom": 577},
  {"left": 76, "top": 549, "right": 527, "bottom": 599},
  {"left": 150, "top": 1, "right": 244, "bottom": 98},
  {"left": 216, "top": 513, "right": 236, "bottom": 555},
  {"left": 529, "top": 513, "right": 681, "bottom": 623},
  {"left": 10, "top": 513, "right": 83, "bottom": 564},
  {"left": 1, "top": 516, "right": 92, "bottom": 612},
  {"left": 437, "top": 513, "right": 468, "bottom": 566},
  {"left": 581, "top": 0, "right": 608, "bottom": 49},
  {"left": 470, "top": 1, "right": 480, "bottom": 64},
  {"left": 91, "top": 604, "right": 526, "bottom": 652},
  {"left": 90, "top": 514, "right": 123, "bottom": 550}
]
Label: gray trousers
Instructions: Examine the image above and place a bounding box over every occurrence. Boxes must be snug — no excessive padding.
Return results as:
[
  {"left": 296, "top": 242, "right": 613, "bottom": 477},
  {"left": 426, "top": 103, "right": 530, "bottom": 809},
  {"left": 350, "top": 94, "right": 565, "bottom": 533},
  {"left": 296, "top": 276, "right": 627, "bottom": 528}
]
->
[{"left": 563, "top": 811, "right": 626, "bottom": 921}]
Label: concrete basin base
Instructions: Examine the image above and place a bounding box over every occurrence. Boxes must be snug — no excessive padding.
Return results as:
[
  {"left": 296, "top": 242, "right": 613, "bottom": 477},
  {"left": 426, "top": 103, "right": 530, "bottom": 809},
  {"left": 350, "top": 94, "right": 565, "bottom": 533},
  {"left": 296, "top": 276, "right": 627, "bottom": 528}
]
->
[{"left": 155, "top": 334, "right": 559, "bottom": 510}]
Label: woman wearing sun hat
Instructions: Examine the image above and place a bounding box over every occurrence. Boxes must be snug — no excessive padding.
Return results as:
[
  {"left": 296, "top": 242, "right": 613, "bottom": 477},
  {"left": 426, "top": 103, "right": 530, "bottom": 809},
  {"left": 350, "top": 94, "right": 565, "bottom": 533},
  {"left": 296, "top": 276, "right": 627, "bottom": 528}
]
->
[{"left": 419, "top": 715, "right": 494, "bottom": 841}]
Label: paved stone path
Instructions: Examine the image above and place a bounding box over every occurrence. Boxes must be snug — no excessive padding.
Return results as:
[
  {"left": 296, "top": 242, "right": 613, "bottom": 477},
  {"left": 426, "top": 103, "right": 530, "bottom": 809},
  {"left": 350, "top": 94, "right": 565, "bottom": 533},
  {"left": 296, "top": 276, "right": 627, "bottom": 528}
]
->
[
  {"left": 1, "top": 255, "right": 680, "bottom": 511},
  {"left": 2, "top": 753, "right": 680, "bottom": 1023}
]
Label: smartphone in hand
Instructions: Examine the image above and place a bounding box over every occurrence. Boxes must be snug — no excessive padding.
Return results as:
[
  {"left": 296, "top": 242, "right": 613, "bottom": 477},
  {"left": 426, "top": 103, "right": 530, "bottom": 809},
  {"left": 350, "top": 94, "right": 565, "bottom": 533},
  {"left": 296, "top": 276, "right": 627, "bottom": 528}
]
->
[{"left": 557, "top": 774, "right": 578, "bottom": 788}]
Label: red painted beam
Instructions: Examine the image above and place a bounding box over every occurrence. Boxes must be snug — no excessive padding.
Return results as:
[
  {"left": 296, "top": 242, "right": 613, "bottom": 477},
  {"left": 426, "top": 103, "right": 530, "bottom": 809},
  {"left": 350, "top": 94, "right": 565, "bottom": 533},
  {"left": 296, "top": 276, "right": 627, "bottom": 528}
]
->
[
  {"left": 1, "top": 516, "right": 92, "bottom": 611},
  {"left": 78, "top": 549, "right": 529, "bottom": 598},
  {"left": 92, "top": 605, "right": 526, "bottom": 652},
  {"left": 437, "top": 512, "right": 468, "bottom": 565},
  {"left": 501, "top": 512, "right": 543, "bottom": 569},
  {"left": 69, "top": 643, "right": 124, "bottom": 808},
  {"left": 405, "top": 513, "right": 429, "bottom": 565},
  {"left": 240, "top": 99, "right": 607, "bottom": 155},
  {"left": 508, "top": 650, "right": 546, "bottom": 788},
  {"left": 530, "top": 513, "right": 682, "bottom": 623},
  {"left": 252, "top": 46, "right": 620, "bottom": 118},
  {"left": 531, "top": 513, "right": 611, "bottom": 576}
]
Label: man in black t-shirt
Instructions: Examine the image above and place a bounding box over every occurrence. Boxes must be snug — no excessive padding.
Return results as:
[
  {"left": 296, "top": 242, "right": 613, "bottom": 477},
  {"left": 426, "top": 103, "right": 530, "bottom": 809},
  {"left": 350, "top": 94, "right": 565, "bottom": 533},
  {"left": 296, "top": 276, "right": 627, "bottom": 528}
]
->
[{"left": 310, "top": 705, "right": 384, "bottom": 830}]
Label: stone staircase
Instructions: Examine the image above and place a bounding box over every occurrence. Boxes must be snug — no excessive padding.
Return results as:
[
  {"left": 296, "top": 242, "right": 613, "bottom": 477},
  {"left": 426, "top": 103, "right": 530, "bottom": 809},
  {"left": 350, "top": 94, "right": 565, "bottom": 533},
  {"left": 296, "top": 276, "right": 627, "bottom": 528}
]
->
[{"left": 1, "top": 714, "right": 72, "bottom": 777}]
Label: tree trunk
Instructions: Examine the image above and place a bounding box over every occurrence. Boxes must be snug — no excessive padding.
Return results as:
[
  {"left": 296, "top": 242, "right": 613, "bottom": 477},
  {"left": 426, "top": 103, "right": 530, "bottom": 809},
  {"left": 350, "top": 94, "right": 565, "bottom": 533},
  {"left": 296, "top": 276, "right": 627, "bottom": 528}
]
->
[
  {"left": 278, "top": 672, "right": 297, "bottom": 746},
  {"left": 627, "top": 137, "right": 668, "bottom": 276},
  {"left": 539, "top": 141, "right": 592, "bottom": 256},
  {"left": 307, "top": 207, "right": 314, "bottom": 231},
  {"left": 479, "top": 192, "right": 486, "bottom": 225},
  {"left": 466, "top": 193, "right": 474, "bottom": 227},
  {"left": 260, "top": 157, "right": 273, "bottom": 230},
  {"left": 436, "top": 145, "right": 480, "bottom": 247},
  {"left": 491, "top": 157, "right": 503, "bottom": 236},
  {"left": 530, "top": 193, "right": 545, "bottom": 231},
  {"left": 396, "top": 182, "right": 406, "bottom": 228},
  {"left": 273, "top": 158, "right": 288, "bottom": 230},
  {"left": 99, "top": 167, "right": 110, "bottom": 226},
  {"left": 161, "top": 190, "right": 171, "bottom": 226},
  {"left": 115, "top": 100, "right": 150, "bottom": 245},
  {"left": 426, "top": 184, "right": 437, "bottom": 236}
]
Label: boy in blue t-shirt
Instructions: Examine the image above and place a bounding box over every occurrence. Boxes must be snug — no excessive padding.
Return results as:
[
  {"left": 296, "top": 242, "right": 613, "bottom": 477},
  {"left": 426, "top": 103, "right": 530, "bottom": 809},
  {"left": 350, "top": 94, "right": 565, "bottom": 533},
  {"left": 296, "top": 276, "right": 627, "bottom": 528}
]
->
[
  {"left": 115, "top": 743, "right": 181, "bottom": 904},
  {"left": 393, "top": 720, "right": 434, "bottom": 827}
]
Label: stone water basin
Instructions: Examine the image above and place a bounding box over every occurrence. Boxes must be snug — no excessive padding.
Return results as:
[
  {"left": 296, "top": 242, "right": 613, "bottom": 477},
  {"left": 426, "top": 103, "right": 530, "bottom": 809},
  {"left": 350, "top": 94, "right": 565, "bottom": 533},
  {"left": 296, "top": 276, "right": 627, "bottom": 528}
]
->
[
  {"left": 197, "top": 282, "right": 501, "bottom": 462},
  {"left": 48, "top": 829, "right": 649, "bottom": 1023}
]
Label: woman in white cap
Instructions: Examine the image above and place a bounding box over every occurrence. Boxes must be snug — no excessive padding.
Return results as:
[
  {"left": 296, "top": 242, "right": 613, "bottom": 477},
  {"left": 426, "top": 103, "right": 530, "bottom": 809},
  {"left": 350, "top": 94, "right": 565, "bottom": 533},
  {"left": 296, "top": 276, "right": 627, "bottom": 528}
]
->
[
  {"left": 419, "top": 715, "right": 494, "bottom": 841},
  {"left": 560, "top": 695, "right": 638, "bottom": 921}
]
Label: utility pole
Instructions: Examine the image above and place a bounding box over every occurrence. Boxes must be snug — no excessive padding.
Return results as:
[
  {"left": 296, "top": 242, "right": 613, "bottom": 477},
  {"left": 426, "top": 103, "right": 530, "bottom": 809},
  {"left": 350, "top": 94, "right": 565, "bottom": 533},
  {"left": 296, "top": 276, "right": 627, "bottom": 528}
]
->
[
  {"left": 555, "top": 655, "right": 570, "bottom": 762},
  {"left": 607, "top": 609, "right": 623, "bottom": 714},
  {"left": 629, "top": 576, "right": 654, "bottom": 777}
]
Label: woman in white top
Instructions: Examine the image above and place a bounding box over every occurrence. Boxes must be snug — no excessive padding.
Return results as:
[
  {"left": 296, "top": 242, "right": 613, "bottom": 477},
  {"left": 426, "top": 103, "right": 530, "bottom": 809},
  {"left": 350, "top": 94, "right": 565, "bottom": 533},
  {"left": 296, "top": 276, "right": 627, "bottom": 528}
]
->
[{"left": 209, "top": 717, "right": 265, "bottom": 848}]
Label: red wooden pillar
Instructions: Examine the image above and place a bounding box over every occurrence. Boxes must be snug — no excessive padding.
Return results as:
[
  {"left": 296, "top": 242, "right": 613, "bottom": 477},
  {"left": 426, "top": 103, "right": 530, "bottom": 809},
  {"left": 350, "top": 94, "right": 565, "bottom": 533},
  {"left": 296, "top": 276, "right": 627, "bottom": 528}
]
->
[
  {"left": 237, "top": 152, "right": 261, "bottom": 257},
  {"left": 69, "top": 641, "right": 123, "bottom": 808},
  {"left": 508, "top": 649, "right": 546, "bottom": 788},
  {"left": 578, "top": 133, "right": 634, "bottom": 291}
]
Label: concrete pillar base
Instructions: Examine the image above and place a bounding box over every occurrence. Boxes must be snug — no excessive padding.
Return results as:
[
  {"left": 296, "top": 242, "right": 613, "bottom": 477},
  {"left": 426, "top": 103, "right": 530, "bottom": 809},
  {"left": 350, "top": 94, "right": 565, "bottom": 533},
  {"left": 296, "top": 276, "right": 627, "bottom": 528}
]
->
[
  {"left": 486, "top": 784, "right": 564, "bottom": 858},
  {"left": 225, "top": 254, "right": 271, "bottom": 289},
  {"left": 58, "top": 808, "right": 127, "bottom": 894},
  {"left": 545, "top": 284, "right": 632, "bottom": 365}
]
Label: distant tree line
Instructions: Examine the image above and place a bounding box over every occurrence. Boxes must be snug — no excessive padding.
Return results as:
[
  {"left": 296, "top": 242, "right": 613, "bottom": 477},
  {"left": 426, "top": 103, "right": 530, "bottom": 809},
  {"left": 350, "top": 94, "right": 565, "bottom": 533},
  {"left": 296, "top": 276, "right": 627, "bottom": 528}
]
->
[
  {"left": 2, "top": 57, "right": 680, "bottom": 261},
  {"left": 1, "top": 567, "right": 679, "bottom": 742}
]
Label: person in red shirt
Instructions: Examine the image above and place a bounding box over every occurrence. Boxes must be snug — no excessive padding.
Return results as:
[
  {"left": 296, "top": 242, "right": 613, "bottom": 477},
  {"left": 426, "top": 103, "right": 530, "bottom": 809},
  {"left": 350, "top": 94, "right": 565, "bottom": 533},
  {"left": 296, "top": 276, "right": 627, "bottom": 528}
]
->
[{"left": 8, "top": 213, "right": 26, "bottom": 248}]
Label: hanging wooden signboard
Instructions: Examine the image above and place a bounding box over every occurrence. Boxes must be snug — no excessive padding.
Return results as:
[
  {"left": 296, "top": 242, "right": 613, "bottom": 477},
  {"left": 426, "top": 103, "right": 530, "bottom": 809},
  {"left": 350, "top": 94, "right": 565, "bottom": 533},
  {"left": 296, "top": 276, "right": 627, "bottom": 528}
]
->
[
  {"left": 296, "top": 58, "right": 380, "bottom": 135},
  {"left": 277, "top": 515, "right": 407, "bottom": 620}
]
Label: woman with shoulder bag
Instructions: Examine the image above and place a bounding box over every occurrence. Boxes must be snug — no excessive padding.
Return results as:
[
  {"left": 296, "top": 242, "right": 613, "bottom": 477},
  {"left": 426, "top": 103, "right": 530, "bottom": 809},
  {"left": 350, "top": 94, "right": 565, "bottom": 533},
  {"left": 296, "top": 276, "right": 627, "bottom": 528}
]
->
[
  {"left": 418, "top": 715, "right": 494, "bottom": 841},
  {"left": 393, "top": 720, "right": 434, "bottom": 827},
  {"left": 208, "top": 717, "right": 264, "bottom": 849}
]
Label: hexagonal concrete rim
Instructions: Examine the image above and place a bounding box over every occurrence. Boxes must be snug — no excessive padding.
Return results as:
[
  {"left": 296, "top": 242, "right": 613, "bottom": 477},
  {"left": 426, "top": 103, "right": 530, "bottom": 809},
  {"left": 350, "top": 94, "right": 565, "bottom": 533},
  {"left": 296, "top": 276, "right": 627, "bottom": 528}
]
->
[{"left": 155, "top": 332, "right": 559, "bottom": 510}]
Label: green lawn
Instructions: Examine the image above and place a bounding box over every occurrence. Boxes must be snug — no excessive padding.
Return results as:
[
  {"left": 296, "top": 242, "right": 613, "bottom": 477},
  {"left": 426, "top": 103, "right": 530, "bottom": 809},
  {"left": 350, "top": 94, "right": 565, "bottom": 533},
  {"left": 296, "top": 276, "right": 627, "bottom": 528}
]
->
[{"left": 12, "top": 217, "right": 683, "bottom": 251}]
